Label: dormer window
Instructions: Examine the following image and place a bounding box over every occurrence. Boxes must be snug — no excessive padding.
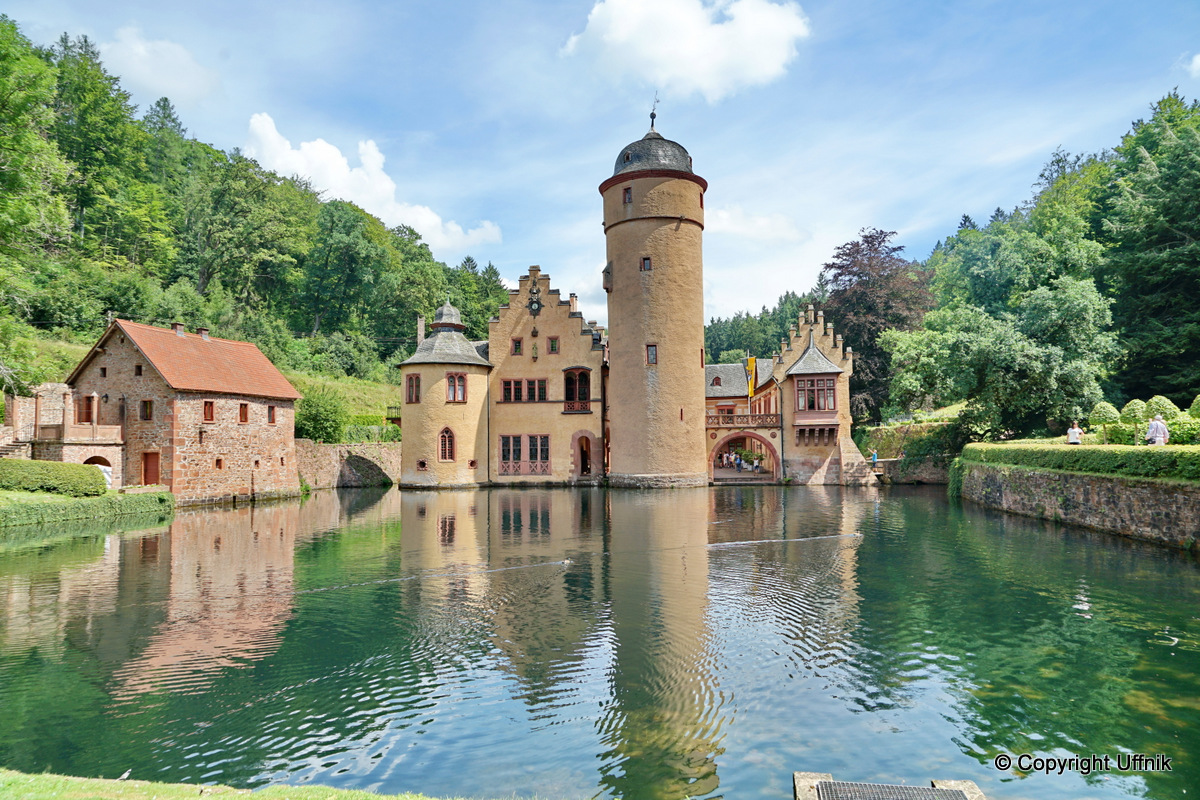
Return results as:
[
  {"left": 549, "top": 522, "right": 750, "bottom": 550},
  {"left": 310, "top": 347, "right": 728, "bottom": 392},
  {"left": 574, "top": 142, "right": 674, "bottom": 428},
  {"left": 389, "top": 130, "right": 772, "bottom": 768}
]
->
[
  {"left": 623, "top": 152, "right": 631, "bottom": 163},
  {"left": 712, "top": 376, "right": 722, "bottom": 386}
]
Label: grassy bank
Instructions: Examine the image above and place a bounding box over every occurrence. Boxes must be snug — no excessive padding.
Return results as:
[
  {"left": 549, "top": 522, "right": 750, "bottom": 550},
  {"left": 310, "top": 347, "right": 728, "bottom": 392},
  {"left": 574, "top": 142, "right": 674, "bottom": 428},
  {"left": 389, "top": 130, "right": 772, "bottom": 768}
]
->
[
  {"left": 0, "top": 489, "right": 174, "bottom": 529},
  {"left": 284, "top": 371, "right": 398, "bottom": 418},
  {"left": 0, "top": 769, "right": 461, "bottom": 800}
]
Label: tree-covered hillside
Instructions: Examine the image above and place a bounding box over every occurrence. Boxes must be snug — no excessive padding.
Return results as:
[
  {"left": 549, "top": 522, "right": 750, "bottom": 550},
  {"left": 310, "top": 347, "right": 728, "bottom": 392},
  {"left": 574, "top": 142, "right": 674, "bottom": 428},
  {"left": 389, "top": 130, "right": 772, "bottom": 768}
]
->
[{"left": 0, "top": 17, "right": 508, "bottom": 393}]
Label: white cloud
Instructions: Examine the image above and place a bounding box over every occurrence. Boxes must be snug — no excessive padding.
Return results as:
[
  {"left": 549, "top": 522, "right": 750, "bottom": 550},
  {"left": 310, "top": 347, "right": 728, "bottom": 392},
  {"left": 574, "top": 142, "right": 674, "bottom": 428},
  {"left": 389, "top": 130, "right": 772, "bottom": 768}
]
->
[
  {"left": 562, "top": 0, "right": 810, "bottom": 102},
  {"left": 244, "top": 113, "right": 501, "bottom": 256},
  {"left": 100, "top": 27, "right": 219, "bottom": 106},
  {"left": 1190, "top": 53, "right": 1200, "bottom": 78}
]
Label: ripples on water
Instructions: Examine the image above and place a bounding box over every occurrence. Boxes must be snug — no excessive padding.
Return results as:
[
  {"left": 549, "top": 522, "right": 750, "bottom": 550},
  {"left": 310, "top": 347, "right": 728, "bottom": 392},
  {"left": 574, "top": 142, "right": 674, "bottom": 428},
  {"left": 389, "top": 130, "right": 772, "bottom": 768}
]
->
[{"left": 1, "top": 485, "right": 1198, "bottom": 800}]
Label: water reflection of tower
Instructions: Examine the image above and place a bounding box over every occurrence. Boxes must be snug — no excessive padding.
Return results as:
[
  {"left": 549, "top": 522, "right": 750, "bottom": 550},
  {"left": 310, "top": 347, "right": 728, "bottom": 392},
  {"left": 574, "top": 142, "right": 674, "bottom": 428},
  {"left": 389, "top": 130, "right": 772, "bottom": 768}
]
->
[
  {"left": 601, "top": 488, "right": 723, "bottom": 799},
  {"left": 397, "top": 490, "right": 490, "bottom": 605}
]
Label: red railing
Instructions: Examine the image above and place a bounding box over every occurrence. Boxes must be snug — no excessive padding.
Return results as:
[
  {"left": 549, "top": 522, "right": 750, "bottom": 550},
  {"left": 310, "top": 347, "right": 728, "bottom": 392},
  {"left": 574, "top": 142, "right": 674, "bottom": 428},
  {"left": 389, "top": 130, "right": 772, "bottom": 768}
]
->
[
  {"left": 706, "top": 414, "right": 780, "bottom": 428},
  {"left": 563, "top": 400, "right": 591, "bottom": 413},
  {"left": 499, "top": 461, "right": 552, "bottom": 475}
]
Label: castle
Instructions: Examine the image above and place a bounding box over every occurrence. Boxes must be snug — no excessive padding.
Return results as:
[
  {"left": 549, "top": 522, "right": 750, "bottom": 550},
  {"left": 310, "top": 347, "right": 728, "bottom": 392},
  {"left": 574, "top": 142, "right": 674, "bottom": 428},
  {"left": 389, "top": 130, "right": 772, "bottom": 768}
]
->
[{"left": 399, "top": 120, "right": 873, "bottom": 488}]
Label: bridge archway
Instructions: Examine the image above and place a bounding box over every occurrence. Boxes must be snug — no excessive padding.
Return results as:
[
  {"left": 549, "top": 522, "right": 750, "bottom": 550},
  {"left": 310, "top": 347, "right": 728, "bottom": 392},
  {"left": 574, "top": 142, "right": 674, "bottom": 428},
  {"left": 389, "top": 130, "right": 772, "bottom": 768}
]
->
[{"left": 710, "top": 430, "right": 780, "bottom": 481}]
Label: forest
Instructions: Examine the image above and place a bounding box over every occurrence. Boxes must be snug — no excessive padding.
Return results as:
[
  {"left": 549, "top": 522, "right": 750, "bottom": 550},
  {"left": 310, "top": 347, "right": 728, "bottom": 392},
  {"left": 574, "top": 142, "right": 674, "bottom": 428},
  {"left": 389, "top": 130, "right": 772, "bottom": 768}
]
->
[
  {"left": 3, "top": 15, "right": 1199, "bottom": 442},
  {"left": 0, "top": 17, "right": 509, "bottom": 394},
  {"left": 706, "top": 93, "right": 1200, "bottom": 436}
]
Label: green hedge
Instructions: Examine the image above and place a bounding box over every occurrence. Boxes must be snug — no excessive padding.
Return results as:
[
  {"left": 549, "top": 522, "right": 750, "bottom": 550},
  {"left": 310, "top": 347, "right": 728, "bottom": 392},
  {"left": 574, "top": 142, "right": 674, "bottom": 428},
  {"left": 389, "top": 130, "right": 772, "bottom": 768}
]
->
[
  {"left": 0, "top": 491, "right": 174, "bottom": 529},
  {"left": 962, "top": 443, "right": 1200, "bottom": 482},
  {"left": 348, "top": 414, "right": 386, "bottom": 426},
  {"left": 0, "top": 459, "right": 106, "bottom": 497}
]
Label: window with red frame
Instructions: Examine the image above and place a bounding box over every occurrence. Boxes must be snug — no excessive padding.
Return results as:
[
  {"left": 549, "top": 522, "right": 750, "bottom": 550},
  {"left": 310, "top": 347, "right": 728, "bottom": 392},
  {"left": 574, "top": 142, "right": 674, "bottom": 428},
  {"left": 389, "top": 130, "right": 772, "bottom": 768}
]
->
[
  {"left": 446, "top": 373, "right": 466, "bottom": 402},
  {"left": 406, "top": 374, "right": 421, "bottom": 403},
  {"left": 797, "top": 378, "right": 836, "bottom": 411},
  {"left": 439, "top": 428, "right": 455, "bottom": 461}
]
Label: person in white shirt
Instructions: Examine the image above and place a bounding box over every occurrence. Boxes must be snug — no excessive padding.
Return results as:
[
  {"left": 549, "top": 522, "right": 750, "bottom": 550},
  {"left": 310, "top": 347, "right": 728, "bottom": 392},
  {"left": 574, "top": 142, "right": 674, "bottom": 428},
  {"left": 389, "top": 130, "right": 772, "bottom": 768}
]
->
[
  {"left": 1147, "top": 415, "right": 1169, "bottom": 446},
  {"left": 1067, "top": 422, "right": 1083, "bottom": 445}
]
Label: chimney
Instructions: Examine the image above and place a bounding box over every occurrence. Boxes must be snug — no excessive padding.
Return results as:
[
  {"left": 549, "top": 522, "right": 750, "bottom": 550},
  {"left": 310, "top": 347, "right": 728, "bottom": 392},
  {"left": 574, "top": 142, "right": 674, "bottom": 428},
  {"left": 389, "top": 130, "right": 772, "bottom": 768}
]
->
[
  {"left": 417, "top": 315, "right": 426, "bottom": 344},
  {"left": 569, "top": 293, "right": 578, "bottom": 313},
  {"left": 171, "top": 321, "right": 185, "bottom": 336},
  {"left": 528, "top": 265, "right": 540, "bottom": 278},
  {"left": 806, "top": 304, "right": 815, "bottom": 324},
  {"left": 197, "top": 327, "right": 210, "bottom": 340}
]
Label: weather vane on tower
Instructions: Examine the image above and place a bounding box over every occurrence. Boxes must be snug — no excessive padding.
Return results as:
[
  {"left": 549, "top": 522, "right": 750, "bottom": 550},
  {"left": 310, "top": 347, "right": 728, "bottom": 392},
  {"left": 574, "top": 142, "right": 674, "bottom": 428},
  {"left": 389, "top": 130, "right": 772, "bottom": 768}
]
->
[{"left": 650, "top": 92, "right": 659, "bottom": 129}]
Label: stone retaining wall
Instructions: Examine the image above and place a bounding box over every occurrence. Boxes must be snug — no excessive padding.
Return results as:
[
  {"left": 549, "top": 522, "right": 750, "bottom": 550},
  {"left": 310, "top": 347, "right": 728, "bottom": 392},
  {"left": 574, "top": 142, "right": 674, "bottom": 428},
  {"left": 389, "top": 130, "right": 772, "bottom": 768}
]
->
[
  {"left": 295, "top": 439, "right": 403, "bottom": 489},
  {"left": 877, "top": 457, "right": 949, "bottom": 484},
  {"left": 961, "top": 461, "right": 1200, "bottom": 550}
]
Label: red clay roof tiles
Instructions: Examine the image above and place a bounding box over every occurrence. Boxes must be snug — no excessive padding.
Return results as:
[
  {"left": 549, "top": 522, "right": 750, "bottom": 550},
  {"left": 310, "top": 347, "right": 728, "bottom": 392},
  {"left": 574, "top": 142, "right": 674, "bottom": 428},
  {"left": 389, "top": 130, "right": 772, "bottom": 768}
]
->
[{"left": 79, "top": 320, "right": 301, "bottom": 400}]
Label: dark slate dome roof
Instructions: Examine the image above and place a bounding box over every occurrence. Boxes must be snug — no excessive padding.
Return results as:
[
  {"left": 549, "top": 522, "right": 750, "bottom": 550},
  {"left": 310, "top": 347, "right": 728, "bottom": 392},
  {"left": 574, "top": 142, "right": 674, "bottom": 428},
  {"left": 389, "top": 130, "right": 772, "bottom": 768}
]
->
[
  {"left": 612, "top": 128, "right": 694, "bottom": 177},
  {"left": 401, "top": 301, "right": 491, "bottom": 367},
  {"left": 431, "top": 301, "right": 464, "bottom": 330}
]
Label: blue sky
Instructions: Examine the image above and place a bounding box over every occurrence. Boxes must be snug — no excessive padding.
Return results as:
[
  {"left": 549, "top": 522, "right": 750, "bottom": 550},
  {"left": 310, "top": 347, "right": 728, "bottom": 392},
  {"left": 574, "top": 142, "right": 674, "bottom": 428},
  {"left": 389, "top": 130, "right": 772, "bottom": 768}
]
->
[{"left": 8, "top": 0, "right": 1200, "bottom": 325}]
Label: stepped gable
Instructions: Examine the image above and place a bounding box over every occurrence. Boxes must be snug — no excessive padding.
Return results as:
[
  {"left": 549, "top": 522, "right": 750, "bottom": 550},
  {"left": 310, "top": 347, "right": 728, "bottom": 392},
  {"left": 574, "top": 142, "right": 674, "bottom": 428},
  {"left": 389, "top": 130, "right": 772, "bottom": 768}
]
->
[
  {"left": 785, "top": 330, "right": 844, "bottom": 376},
  {"left": 69, "top": 320, "right": 300, "bottom": 399}
]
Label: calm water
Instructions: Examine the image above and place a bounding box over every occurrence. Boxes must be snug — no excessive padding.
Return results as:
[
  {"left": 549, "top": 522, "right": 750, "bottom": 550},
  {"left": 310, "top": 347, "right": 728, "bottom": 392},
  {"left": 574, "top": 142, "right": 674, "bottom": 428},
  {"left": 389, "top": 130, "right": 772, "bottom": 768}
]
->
[{"left": 0, "top": 486, "right": 1198, "bottom": 800}]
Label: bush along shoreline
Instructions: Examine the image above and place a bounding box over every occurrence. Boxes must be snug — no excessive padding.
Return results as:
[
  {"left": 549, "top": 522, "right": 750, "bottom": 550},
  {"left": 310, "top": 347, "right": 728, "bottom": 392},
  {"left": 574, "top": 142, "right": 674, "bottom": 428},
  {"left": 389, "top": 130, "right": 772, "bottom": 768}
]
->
[{"left": 0, "top": 489, "right": 175, "bottom": 529}]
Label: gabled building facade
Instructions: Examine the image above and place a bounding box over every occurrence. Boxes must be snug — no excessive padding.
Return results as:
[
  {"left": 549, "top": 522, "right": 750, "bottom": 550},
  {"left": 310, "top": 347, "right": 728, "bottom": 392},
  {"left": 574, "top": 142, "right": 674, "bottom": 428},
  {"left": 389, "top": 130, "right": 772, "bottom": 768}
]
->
[
  {"left": 399, "top": 267, "right": 606, "bottom": 487},
  {"left": 4, "top": 320, "right": 301, "bottom": 504}
]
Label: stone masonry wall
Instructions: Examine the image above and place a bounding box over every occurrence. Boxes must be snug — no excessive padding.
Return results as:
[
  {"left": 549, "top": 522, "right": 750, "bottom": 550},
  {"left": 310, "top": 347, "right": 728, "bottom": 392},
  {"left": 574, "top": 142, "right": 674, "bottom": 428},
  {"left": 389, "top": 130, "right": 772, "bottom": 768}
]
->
[
  {"left": 878, "top": 457, "right": 949, "bottom": 484},
  {"left": 296, "top": 440, "right": 403, "bottom": 489},
  {"left": 961, "top": 461, "right": 1200, "bottom": 550}
]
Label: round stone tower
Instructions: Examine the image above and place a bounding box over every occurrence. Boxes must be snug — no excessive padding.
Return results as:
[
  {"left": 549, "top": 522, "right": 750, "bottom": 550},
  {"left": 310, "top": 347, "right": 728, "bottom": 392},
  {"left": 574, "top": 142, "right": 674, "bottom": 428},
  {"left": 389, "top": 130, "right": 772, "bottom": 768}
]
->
[
  {"left": 398, "top": 301, "right": 491, "bottom": 487},
  {"left": 600, "top": 117, "right": 708, "bottom": 487}
]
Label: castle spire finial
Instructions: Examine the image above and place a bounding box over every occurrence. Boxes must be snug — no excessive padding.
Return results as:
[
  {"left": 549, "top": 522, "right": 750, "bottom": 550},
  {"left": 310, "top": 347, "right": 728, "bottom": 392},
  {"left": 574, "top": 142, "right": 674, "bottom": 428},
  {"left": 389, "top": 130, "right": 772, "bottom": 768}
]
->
[{"left": 650, "top": 92, "right": 659, "bottom": 130}]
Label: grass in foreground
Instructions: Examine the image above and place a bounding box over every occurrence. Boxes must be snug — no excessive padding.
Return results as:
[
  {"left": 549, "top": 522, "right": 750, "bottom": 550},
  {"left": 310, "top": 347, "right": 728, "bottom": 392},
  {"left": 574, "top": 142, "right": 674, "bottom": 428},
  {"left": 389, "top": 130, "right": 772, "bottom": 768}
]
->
[{"left": 0, "top": 769, "right": 466, "bottom": 800}]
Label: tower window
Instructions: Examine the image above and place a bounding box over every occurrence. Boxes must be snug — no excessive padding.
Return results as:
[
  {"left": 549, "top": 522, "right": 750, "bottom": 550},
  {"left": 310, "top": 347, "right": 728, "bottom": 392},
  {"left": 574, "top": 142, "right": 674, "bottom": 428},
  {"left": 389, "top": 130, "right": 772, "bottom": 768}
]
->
[
  {"left": 446, "top": 373, "right": 466, "bottom": 403},
  {"left": 640, "top": 257, "right": 652, "bottom": 271},
  {"left": 512, "top": 338, "right": 523, "bottom": 355},
  {"left": 646, "top": 344, "right": 658, "bottom": 365},
  {"left": 406, "top": 374, "right": 421, "bottom": 403},
  {"left": 439, "top": 428, "right": 456, "bottom": 461},
  {"left": 622, "top": 187, "right": 632, "bottom": 204}
]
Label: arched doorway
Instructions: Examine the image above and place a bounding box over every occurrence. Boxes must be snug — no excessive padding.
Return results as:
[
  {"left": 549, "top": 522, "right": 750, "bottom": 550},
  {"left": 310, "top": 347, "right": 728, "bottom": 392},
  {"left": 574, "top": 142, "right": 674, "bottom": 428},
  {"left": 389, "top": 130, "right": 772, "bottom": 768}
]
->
[
  {"left": 83, "top": 456, "right": 111, "bottom": 467},
  {"left": 710, "top": 430, "right": 780, "bottom": 481},
  {"left": 579, "top": 437, "right": 591, "bottom": 476}
]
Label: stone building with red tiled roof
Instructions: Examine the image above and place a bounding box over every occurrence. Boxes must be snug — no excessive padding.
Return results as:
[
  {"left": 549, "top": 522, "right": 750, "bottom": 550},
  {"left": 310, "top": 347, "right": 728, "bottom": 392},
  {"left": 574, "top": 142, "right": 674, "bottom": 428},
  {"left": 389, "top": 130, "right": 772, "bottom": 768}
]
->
[{"left": 4, "top": 319, "right": 302, "bottom": 505}]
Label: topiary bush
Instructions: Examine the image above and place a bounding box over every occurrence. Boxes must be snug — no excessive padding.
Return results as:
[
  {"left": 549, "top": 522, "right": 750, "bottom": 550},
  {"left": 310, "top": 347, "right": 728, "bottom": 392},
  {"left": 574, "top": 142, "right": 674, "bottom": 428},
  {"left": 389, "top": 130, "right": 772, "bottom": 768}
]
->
[
  {"left": 1146, "top": 395, "right": 1182, "bottom": 421},
  {"left": 1088, "top": 401, "right": 1120, "bottom": 444},
  {"left": 0, "top": 459, "right": 107, "bottom": 497},
  {"left": 1189, "top": 396, "right": 1200, "bottom": 419},
  {"left": 1120, "top": 399, "right": 1147, "bottom": 424}
]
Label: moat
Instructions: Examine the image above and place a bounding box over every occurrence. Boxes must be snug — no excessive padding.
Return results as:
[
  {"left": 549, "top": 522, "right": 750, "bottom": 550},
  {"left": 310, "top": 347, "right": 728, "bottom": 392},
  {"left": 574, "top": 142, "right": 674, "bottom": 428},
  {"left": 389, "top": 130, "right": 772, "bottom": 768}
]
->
[{"left": 1, "top": 486, "right": 1197, "bottom": 800}]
